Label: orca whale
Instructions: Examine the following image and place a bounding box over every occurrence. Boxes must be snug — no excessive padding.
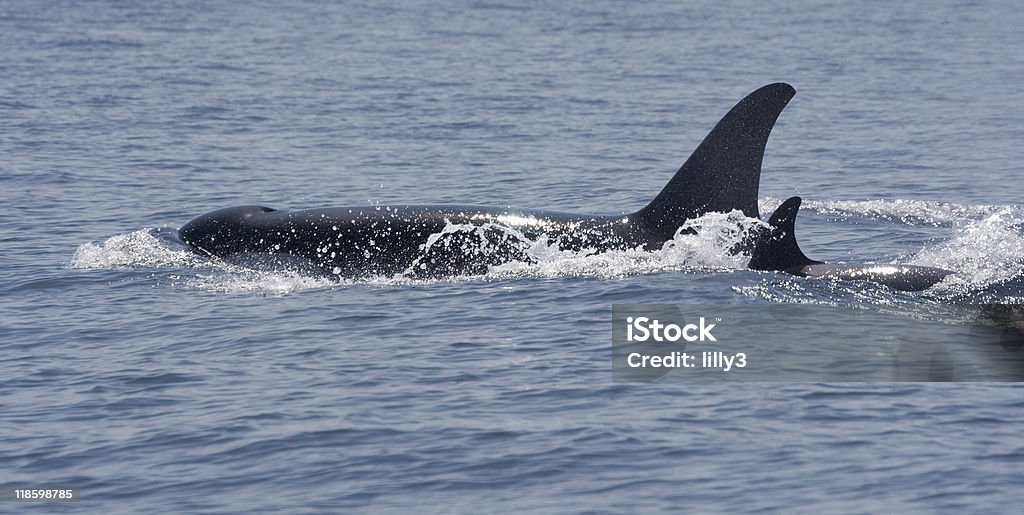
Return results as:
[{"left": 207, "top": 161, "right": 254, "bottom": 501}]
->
[
  {"left": 178, "top": 82, "right": 954, "bottom": 291},
  {"left": 749, "top": 196, "right": 953, "bottom": 291},
  {"left": 179, "top": 83, "right": 795, "bottom": 278}
]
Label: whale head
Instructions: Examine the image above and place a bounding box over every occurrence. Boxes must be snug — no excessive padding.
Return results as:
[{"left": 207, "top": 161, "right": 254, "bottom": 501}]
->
[{"left": 178, "top": 205, "right": 277, "bottom": 257}]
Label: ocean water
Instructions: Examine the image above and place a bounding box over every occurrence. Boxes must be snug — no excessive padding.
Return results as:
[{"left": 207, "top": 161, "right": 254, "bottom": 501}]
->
[{"left": 3, "top": 0, "right": 1024, "bottom": 512}]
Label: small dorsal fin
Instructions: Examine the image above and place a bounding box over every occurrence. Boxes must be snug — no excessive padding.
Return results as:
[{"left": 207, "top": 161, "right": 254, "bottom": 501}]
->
[
  {"left": 748, "top": 196, "right": 822, "bottom": 273},
  {"left": 634, "top": 83, "right": 795, "bottom": 244}
]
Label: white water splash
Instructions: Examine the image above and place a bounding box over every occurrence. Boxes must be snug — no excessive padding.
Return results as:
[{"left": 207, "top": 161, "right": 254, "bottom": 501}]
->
[
  {"left": 490, "top": 210, "right": 761, "bottom": 280},
  {"left": 70, "top": 229, "right": 199, "bottom": 269},
  {"left": 761, "top": 197, "right": 1013, "bottom": 227},
  {"left": 69, "top": 229, "right": 338, "bottom": 294},
  {"left": 185, "top": 270, "right": 338, "bottom": 295},
  {"left": 911, "top": 208, "right": 1024, "bottom": 288}
]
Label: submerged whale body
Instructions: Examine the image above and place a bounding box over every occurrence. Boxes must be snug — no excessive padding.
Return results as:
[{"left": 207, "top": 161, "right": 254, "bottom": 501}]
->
[
  {"left": 180, "top": 83, "right": 795, "bottom": 278},
  {"left": 178, "top": 82, "right": 954, "bottom": 291}
]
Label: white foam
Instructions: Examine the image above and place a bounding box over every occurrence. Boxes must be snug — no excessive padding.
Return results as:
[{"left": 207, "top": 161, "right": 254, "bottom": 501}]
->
[
  {"left": 488, "top": 210, "right": 761, "bottom": 280},
  {"left": 910, "top": 208, "right": 1024, "bottom": 288},
  {"left": 184, "top": 270, "right": 338, "bottom": 295},
  {"left": 70, "top": 229, "right": 199, "bottom": 269},
  {"left": 762, "top": 197, "right": 1012, "bottom": 227}
]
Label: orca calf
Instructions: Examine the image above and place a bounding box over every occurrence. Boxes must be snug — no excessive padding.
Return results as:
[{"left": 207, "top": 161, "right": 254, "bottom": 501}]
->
[
  {"left": 180, "top": 83, "right": 795, "bottom": 278},
  {"left": 749, "top": 197, "right": 953, "bottom": 291}
]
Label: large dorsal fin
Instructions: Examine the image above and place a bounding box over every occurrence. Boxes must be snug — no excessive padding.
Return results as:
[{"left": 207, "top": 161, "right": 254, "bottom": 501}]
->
[
  {"left": 634, "top": 83, "right": 795, "bottom": 244},
  {"left": 748, "top": 196, "right": 822, "bottom": 273}
]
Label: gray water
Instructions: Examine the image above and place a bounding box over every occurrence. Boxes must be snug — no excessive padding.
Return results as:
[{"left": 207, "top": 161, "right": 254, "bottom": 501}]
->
[{"left": 3, "top": 0, "right": 1024, "bottom": 512}]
